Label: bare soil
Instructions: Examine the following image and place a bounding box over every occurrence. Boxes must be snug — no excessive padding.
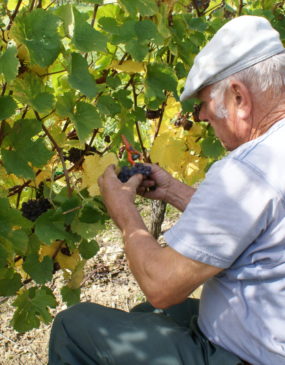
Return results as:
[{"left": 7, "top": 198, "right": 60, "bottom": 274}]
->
[{"left": 0, "top": 202, "right": 201, "bottom": 365}]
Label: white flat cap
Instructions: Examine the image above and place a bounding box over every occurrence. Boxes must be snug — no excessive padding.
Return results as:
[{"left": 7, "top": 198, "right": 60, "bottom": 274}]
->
[{"left": 180, "top": 15, "right": 285, "bottom": 101}]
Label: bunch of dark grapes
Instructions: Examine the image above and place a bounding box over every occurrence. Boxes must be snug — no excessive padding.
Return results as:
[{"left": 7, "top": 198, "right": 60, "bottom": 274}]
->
[
  {"left": 118, "top": 163, "right": 152, "bottom": 183},
  {"left": 21, "top": 198, "right": 52, "bottom": 221},
  {"left": 64, "top": 148, "right": 85, "bottom": 164}
]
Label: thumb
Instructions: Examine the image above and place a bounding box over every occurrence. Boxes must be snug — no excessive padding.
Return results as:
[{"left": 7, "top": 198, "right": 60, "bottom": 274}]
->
[{"left": 127, "top": 172, "right": 144, "bottom": 189}]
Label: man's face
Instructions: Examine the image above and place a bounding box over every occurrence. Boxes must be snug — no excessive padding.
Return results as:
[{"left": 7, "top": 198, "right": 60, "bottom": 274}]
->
[{"left": 197, "top": 85, "right": 248, "bottom": 151}]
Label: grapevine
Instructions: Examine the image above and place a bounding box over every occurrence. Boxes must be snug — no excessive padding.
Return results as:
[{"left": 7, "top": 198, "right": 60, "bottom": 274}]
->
[{"left": 0, "top": 0, "right": 282, "bottom": 334}]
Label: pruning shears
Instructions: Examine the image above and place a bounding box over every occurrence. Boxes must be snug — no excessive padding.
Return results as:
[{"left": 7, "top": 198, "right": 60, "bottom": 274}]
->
[{"left": 121, "top": 135, "right": 142, "bottom": 165}]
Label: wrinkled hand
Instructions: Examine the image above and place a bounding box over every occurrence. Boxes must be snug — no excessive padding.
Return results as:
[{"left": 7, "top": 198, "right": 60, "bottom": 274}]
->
[
  {"left": 97, "top": 164, "right": 143, "bottom": 229},
  {"left": 137, "top": 164, "right": 173, "bottom": 202}
]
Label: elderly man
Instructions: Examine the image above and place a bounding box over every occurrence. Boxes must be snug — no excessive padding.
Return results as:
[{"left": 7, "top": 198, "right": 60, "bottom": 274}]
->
[{"left": 49, "top": 16, "right": 285, "bottom": 365}]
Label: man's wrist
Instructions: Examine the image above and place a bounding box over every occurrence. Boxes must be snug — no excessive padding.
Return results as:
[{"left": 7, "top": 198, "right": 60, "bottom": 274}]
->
[{"left": 165, "top": 179, "right": 196, "bottom": 211}]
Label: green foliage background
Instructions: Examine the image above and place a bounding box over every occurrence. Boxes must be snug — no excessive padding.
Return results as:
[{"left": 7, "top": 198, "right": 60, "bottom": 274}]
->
[{"left": 0, "top": 0, "right": 284, "bottom": 332}]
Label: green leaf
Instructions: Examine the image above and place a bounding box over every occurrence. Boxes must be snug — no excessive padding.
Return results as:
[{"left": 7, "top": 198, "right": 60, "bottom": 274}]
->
[
  {"left": 0, "top": 46, "right": 19, "bottom": 82},
  {"left": 0, "top": 268, "right": 22, "bottom": 296},
  {"left": 33, "top": 93, "right": 55, "bottom": 114},
  {"left": 145, "top": 63, "right": 178, "bottom": 100},
  {"left": 96, "top": 95, "right": 121, "bottom": 116},
  {"left": 55, "top": 4, "right": 74, "bottom": 38},
  {"left": 0, "top": 96, "right": 17, "bottom": 120},
  {"left": 79, "top": 203, "right": 107, "bottom": 223},
  {"left": 10, "top": 9, "right": 61, "bottom": 67},
  {"left": 2, "top": 119, "right": 53, "bottom": 177},
  {"left": 119, "top": 0, "right": 158, "bottom": 16},
  {"left": 35, "top": 210, "right": 78, "bottom": 244},
  {"left": 71, "top": 218, "right": 104, "bottom": 240},
  {"left": 73, "top": 8, "right": 107, "bottom": 53},
  {"left": 113, "top": 89, "right": 132, "bottom": 109},
  {"left": 79, "top": 239, "right": 99, "bottom": 260},
  {"left": 9, "top": 230, "right": 29, "bottom": 256},
  {"left": 185, "top": 16, "right": 208, "bottom": 32},
  {"left": 13, "top": 73, "right": 54, "bottom": 113},
  {"left": 135, "top": 20, "right": 162, "bottom": 45},
  {"left": 23, "top": 254, "right": 53, "bottom": 284},
  {"left": 201, "top": 137, "right": 225, "bottom": 159},
  {"left": 68, "top": 53, "right": 98, "bottom": 97},
  {"left": 61, "top": 286, "right": 81, "bottom": 306},
  {"left": 0, "top": 198, "right": 31, "bottom": 239},
  {"left": 11, "top": 286, "right": 57, "bottom": 332},
  {"left": 0, "top": 245, "right": 8, "bottom": 268},
  {"left": 71, "top": 101, "right": 102, "bottom": 143},
  {"left": 55, "top": 92, "right": 75, "bottom": 118},
  {"left": 25, "top": 139, "right": 53, "bottom": 168},
  {"left": 112, "top": 19, "right": 136, "bottom": 44},
  {"left": 1, "top": 149, "right": 34, "bottom": 178},
  {"left": 125, "top": 40, "right": 149, "bottom": 62}
]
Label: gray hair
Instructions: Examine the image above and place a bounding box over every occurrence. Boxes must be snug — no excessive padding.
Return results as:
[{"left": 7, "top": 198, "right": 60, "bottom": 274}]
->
[{"left": 210, "top": 50, "right": 285, "bottom": 118}]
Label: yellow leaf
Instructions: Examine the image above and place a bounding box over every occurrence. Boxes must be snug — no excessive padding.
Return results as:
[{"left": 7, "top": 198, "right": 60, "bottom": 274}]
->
[
  {"left": 81, "top": 153, "right": 118, "bottom": 197},
  {"left": 150, "top": 132, "right": 186, "bottom": 174},
  {"left": 40, "top": 241, "right": 61, "bottom": 259},
  {"left": 56, "top": 249, "right": 80, "bottom": 271},
  {"left": 68, "top": 260, "right": 86, "bottom": 289},
  {"left": 110, "top": 60, "right": 145, "bottom": 73},
  {"left": 186, "top": 135, "right": 201, "bottom": 154},
  {"left": 7, "top": 0, "right": 29, "bottom": 11}
]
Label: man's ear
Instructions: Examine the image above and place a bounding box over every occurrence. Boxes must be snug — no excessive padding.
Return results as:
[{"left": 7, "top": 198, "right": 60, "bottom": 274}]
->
[{"left": 229, "top": 80, "right": 252, "bottom": 120}]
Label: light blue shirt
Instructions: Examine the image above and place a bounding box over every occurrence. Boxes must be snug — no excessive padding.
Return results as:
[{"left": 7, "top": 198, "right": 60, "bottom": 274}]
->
[{"left": 164, "top": 119, "right": 285, "bottom": 365}]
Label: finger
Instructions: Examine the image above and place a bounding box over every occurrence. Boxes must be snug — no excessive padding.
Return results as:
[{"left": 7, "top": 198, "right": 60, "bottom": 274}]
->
[
  {"left": 139, "top": 179, "right": 156, "bottom": 188},
  {"left": 127, "top": 173, "right": 144, "bottom": 189},
  {"left": 103, "top": 164, "right": 117, "bottom": 177}
]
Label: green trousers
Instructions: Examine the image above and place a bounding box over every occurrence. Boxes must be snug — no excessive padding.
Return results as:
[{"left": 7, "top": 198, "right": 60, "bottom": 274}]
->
[{"left": 48, "top": 298, "right": 245, "bottom": 365}]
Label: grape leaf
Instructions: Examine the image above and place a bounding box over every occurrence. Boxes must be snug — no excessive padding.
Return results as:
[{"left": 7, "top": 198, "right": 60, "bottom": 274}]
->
[
  {"left": 12, "top": 73, "right": 54, "bottom": 113},
  {"left": 71, "top": 101, "right": 102, "bottom": 143},
  {"left": 201, "top": 137, "right": 225, "bottom": 159},
  {"left": 145, "top": 63, "right": 178, "bottom": 100},
  {"left": 73, "top": 8, "right": 107, "bottom": 53},
  {"left": 11, "top": 286, "right": 57, "bottom": 332},
  {"left": 68, "top": 53, "right": 98, "bottom": 97},
  {"left": 81, "top": 153, "right": 118, "bottom": 196},
  {"left": 61, "top": 286, "right": 81, "bottom": 306},
  {"left": 1, "top": 149, "right": 34, "bottom": 178},
  {"left": 10, "top": 8, "right": 62, "bottom": 67},
  {"left": 119, "top": 0, "right": 158, "bottom": 16},
  {"left": 79, "top": 239, "right": 99, "bottom": 260},
  {"left": 0, "top": 268, "right": 22, "bottom": 296},
  {"left": 2, "top": 119, "right": 53, "bottom": 177},
  {"left": 135, "top": 20, "right": 162, "bottom": 45},
  {"left": 79, "top": 203, "right": 108, "bottom": 224},
  {"left": 125, "top": 40, "right": 149, "bottom": 62},
  {"left": 55, "top": 92, "right": 75, "bottom": 118},
  {"left": 96, "top": 95, "right": 121, "bottom": 116},
  {"left": 35, "top": 210, "right": 78, "bottom": 244},
  {"left": 23, "top": 254, "right": 53, "bottom": 284},
  {"left": 0, "top": 198, "right": 31, "bottom": 238},
  {"left": 0, "top": 46, "right": 19, "bottom": 82},
  {"left": 0, "top": 96, "right": 17, "bottom": 120}
]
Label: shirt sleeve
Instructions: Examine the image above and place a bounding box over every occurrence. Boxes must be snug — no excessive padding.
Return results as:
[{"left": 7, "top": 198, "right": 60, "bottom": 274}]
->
[{"left": 163, "top": 157, "right": 277, "bottom": 268}]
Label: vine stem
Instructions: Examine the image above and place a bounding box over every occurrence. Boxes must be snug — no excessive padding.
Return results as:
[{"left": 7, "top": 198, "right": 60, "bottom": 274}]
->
[
  {"left": 34, "top": 110, "right": 73, "bottom": 197},
  {"left": 7, "top": 0, "right": 23, "bottom": 30},
  {"left": 153, "top": 99, "right": 167, "bottom": 140},
  {"left": 91, "top": 4, "right": 99, "bottom": 28},
  {"left": 131, "top": 79, "right": 148, "bottom": 162}
]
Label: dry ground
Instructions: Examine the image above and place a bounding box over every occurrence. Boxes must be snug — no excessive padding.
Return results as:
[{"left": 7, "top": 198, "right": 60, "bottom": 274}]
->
[{"left": 0, "top": 201, "right": 202, "bottom": 365}]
